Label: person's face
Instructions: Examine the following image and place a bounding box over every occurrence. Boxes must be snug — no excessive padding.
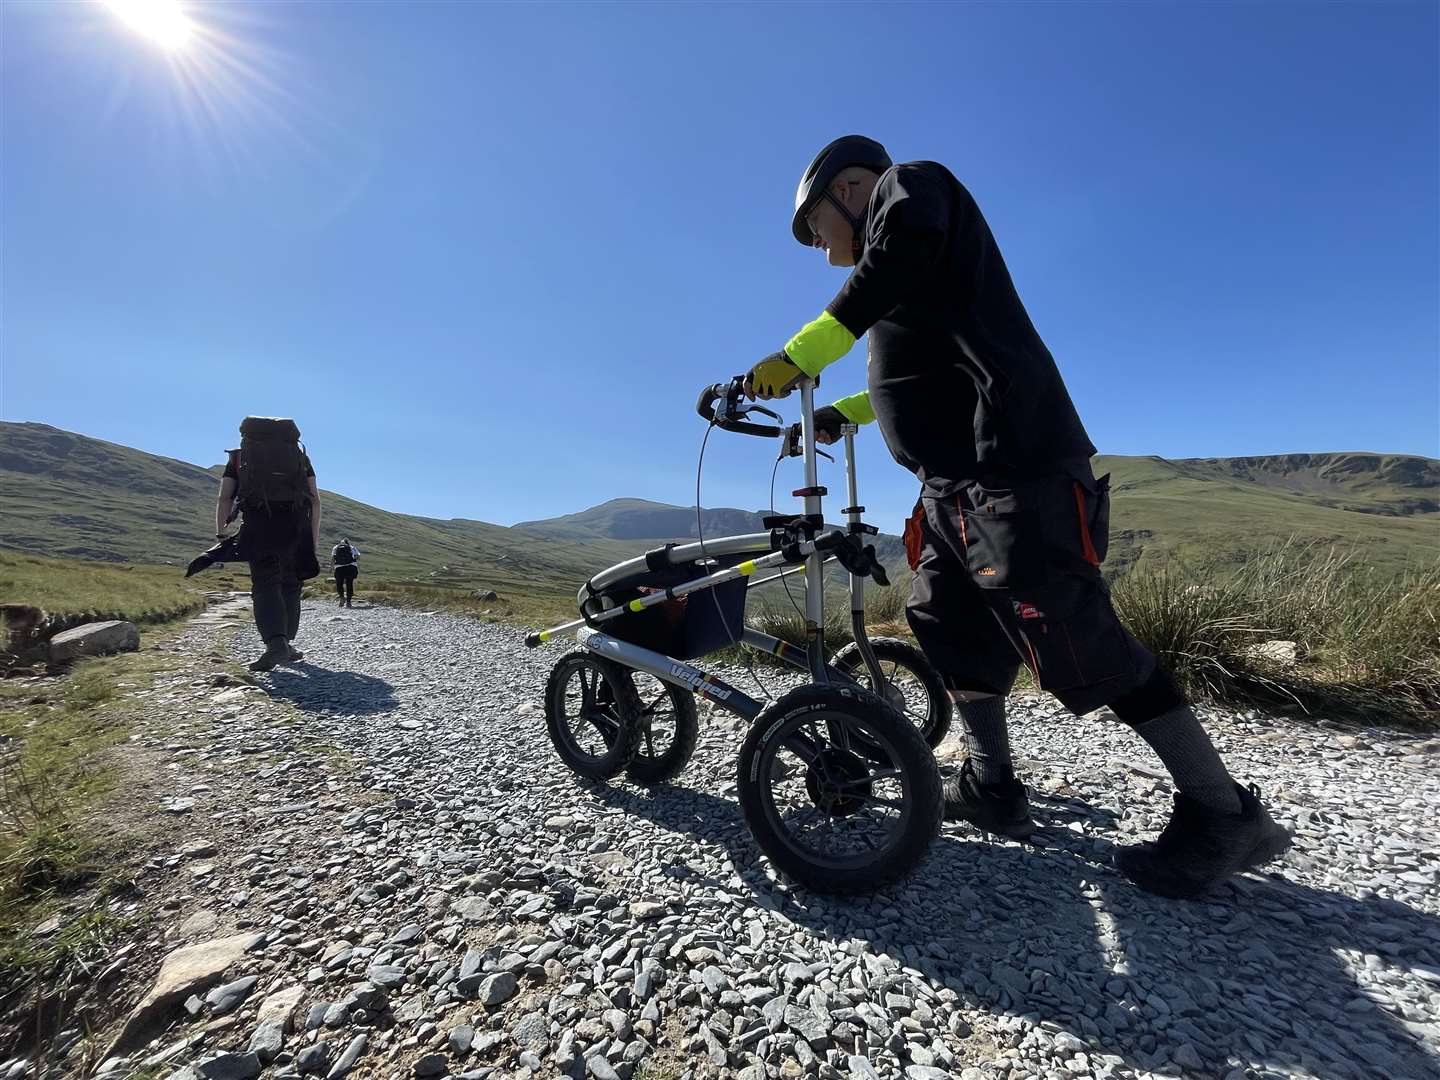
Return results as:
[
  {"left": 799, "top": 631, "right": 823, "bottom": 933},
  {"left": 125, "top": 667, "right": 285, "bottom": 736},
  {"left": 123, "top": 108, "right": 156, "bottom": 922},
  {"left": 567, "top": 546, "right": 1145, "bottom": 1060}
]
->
[{"left": 804, "top": 193, "right": 856, "bottom": 268}]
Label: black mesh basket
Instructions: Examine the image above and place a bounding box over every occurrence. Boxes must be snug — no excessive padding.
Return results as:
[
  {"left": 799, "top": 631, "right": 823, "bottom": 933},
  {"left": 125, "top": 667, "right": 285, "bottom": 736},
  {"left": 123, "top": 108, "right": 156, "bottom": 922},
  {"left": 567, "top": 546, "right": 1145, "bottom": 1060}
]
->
[{"left": 582, "top": 557, "right": 749, "bottom": 661}]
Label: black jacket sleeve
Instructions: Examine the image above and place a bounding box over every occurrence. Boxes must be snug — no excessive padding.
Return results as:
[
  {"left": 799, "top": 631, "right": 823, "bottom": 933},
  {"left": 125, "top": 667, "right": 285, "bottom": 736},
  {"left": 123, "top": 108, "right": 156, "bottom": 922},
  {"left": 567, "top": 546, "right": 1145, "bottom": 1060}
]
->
[{"left": 825, "top": 164, "right": 953, "bottom": 337}]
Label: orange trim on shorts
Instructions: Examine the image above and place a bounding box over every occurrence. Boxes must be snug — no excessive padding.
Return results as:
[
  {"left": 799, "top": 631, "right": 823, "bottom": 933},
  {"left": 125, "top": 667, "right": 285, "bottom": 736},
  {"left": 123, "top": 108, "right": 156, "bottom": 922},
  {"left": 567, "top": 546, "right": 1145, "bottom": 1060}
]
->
[{"left": 1074, "top": 482, "right": 1100, "bottom": 566}]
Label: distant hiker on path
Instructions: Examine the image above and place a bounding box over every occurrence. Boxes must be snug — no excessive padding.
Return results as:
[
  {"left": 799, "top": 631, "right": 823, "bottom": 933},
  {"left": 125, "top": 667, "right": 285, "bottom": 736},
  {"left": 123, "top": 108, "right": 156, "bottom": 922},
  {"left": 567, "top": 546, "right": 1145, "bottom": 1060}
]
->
[
  {"left": 746, "top": 135, "right": 1291, "bottom": 898},
  {"left": 332, "top": 538, "right": 359, "bottom": 607},
  {"left": 215, "top": 417, "right": 321, "bottom": 671}
]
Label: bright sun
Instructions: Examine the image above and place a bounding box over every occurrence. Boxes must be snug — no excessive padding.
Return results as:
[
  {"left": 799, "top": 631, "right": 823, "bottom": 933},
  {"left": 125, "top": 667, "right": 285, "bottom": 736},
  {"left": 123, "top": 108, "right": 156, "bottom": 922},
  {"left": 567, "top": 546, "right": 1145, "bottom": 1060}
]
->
[{"left": 103, "top": 0, "right": 194, "bottom": 51}]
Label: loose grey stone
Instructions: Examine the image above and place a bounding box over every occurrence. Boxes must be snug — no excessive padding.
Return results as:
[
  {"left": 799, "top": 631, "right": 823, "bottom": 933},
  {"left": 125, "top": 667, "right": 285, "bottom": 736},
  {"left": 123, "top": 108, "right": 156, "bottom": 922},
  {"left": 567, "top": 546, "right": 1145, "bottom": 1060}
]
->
[
  {"left": 205, "top": 976, "right": 259, "bottom": 1017},
  {"left": 296, "top": 1043, "right": 331, "bottom": 1076},
  {"left": 196, "top": 1053, "right": 261, "bottom": 1080},
  {"left": 325, "top": 1034, "right": 367, "bottom": 1079},
  {"left": 511, "top": 1012, "right": 547, "bottom": 1049},
  {"left": 365, "top": 963, "right": 406, "bottom": 989},
  {"left": 449, "top": 1024, "right": 475, "bottom": 1055},
  {"left": 477, "top": 972, "right": 517, "bottom": 1007}
]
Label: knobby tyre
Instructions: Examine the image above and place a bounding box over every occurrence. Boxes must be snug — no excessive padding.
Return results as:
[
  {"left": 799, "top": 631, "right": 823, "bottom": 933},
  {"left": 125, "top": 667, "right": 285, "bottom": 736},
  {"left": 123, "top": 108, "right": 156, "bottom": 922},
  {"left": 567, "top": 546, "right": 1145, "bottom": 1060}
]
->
[
  {"left": 622, "top": 673, "right": 700, "bottom": 784},
  {"left": 544, "top": 650, "right": 642, "bottom": 781},
  {"left": 736, "top": 684, "right": 942, "bottom": 894},
  {"left": 830, "top": 636, "right": 952, "bottom": 748}
]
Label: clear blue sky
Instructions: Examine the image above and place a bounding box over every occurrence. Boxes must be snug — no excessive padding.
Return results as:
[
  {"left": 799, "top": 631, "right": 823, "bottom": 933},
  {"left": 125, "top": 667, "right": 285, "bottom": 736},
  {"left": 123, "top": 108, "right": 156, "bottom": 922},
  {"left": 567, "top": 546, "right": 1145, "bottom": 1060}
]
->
[{"left": 3, "top": 1, "right": 1436, "bottom": 533}]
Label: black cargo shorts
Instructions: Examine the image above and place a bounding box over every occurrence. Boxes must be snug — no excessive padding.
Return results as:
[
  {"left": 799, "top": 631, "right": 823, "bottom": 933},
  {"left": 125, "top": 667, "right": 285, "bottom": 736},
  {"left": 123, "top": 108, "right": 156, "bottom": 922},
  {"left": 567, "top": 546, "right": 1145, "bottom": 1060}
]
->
[{"left": 903, "top": 460, "right": 1152, "bottom": 716}]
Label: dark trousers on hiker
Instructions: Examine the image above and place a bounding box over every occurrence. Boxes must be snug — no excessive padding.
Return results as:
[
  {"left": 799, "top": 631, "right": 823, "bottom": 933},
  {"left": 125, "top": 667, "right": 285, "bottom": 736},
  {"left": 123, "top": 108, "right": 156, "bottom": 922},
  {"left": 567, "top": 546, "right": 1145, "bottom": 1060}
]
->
[
  {"left": 904, "top": 459, "right": 1154, "bottom": 716},
  {"left": 242, "top": 506, "right": 310, "bottom": 646},
  {"left": 334, "top": 564, "right": 357, "bottom": 602}
]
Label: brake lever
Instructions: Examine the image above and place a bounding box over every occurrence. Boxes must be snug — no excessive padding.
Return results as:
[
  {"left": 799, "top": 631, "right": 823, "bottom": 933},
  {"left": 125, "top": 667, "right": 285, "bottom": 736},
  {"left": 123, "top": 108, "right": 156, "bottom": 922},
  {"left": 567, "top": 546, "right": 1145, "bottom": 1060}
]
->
[{"left": 779, "top": 421, "right": 835, "bottom": 461}]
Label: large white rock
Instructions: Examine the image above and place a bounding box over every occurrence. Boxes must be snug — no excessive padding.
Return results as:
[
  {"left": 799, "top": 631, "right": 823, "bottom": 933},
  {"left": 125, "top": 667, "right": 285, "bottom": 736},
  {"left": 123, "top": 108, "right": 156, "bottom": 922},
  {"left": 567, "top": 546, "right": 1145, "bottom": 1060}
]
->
[
  {"left": 108, "top": 933, "right": 264, "bottom": 1054},
  {"left": 1245, "top": 639, "right": 1301, "bottom": 668},
  {"left": 48, "top": 620, "right": 140, "bottom": 663}
]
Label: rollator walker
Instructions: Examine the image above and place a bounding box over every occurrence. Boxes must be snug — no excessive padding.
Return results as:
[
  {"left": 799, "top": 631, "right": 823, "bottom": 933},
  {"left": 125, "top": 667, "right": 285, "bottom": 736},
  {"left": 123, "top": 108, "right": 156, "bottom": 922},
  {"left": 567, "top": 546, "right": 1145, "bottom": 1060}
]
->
[{"left": 526, "top": 376, "right": 949, "bottom": 893}]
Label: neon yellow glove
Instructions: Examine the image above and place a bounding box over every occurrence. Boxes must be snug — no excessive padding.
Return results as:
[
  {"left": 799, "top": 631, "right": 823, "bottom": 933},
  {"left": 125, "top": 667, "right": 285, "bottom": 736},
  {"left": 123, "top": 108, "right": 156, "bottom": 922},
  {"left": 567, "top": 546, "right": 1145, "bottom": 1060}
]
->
[{"left": 746, "top": 351, "right": 806, "bottom": 400}]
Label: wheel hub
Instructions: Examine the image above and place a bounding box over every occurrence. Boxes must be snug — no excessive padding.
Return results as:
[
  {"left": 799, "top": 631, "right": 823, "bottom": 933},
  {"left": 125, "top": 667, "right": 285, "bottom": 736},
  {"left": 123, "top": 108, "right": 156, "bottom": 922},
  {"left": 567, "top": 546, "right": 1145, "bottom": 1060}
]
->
[{"left": 804, "top": 747, "right": 872, "bottom": 817}]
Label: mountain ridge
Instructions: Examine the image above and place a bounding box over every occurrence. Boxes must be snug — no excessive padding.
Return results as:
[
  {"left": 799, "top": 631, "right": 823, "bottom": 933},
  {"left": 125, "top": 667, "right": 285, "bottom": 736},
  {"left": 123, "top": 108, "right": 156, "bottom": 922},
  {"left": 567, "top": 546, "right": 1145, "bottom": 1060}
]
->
[{"left": 2, "top": 422, "right": 1436, "bottom": 588}]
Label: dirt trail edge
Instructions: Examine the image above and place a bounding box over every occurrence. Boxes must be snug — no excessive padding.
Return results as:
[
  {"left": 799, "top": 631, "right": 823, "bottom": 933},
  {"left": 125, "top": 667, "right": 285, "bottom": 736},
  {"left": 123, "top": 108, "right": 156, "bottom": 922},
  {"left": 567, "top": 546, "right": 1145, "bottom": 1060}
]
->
[{"left": 22, "top": 599, "right": 1440, "bottom": 1080}]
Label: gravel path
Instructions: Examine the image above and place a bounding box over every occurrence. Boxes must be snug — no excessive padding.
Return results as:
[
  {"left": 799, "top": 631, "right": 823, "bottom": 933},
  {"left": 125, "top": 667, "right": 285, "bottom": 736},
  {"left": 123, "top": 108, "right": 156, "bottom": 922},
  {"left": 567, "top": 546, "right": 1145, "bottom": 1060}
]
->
[{"left": 85, "top": 600, "right": 1440, "bottom": 1080}]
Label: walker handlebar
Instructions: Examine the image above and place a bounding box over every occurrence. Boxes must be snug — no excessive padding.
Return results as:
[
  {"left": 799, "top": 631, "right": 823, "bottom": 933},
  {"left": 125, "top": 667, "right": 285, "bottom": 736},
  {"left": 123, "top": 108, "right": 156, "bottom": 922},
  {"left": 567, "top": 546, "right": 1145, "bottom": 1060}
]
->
[{"left": 696, "top": 376, "right": 784, "bottom": 438}]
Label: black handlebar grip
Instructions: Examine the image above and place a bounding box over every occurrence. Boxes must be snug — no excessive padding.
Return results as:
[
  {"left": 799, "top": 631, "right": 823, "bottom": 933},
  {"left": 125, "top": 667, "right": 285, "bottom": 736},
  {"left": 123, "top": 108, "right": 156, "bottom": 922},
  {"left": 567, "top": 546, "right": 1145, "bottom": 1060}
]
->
[
  {"left": 524, "top": 633, "right": 542, "bottom": 648},
  {"left": 696, "top": 383, "right": 724, "bottom": 422}
]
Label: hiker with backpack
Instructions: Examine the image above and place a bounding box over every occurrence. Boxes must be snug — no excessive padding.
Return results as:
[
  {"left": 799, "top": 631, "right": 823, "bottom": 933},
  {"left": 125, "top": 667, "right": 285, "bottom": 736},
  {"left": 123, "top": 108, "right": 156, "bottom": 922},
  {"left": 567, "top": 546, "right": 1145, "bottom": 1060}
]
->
[
  {"left": 332, "top": 538, "right": 359, "bottom": 607},
  {"left": 743, "top": 136, "right": 1291, "bottom": 899},
  {"left": 214, "top": 417, "right": 321, "bottom": 671}
]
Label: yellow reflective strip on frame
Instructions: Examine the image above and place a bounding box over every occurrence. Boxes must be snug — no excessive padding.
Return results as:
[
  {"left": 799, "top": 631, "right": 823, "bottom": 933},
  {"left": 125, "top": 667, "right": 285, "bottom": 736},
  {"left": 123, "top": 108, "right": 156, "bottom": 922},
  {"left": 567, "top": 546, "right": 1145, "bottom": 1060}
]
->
[{"left": 738, "top": 560, "right": 757, "bottom": 576}]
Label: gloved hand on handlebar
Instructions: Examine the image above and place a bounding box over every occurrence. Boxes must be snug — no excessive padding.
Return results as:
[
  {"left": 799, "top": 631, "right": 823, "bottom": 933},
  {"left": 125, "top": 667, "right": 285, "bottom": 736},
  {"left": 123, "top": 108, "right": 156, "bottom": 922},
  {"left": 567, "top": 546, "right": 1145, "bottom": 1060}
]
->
[
  {"left": 813, "top": 405, "right": 844, "bottom": 446},
  {"left": 744, "top": 351, "right": 806, "bottom": 400}
]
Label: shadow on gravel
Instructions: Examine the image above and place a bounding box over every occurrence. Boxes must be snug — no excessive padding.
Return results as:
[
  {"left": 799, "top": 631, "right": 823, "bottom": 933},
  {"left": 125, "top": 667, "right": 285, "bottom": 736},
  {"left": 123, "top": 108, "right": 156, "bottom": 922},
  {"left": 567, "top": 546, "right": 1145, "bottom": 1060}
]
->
[
  {"left": 592, "top": 781, "right": 1438, "bottom": 1080},
  {"left": 260, "top": 662, "right": 399, "bottom": 716}
]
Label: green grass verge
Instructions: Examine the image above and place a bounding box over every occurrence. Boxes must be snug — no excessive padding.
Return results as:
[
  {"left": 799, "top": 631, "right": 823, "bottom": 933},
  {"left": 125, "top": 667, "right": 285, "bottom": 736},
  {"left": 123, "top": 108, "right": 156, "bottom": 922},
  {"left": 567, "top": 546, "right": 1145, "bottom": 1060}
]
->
[
  {"left": 0, "top": 549, "right": 228, "bottom": 626},
  {"left": 0, "top": 641, "right": 180, "bottom": 1018}
]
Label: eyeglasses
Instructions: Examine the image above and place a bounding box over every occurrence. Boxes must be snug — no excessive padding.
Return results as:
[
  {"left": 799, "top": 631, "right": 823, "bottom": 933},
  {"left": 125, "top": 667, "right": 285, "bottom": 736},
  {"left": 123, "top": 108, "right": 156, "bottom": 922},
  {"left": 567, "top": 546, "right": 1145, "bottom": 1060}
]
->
[{"left": 805, "top": 205, "right": 824, "bottom": 245}]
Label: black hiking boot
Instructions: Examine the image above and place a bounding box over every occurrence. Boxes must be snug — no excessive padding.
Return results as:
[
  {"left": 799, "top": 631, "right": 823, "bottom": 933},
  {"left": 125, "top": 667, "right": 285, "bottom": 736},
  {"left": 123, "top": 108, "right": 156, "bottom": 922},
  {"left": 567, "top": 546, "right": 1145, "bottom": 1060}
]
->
[
  {"left": 286, "top": 644, "right": 305, "bottom": 664},
  {"left": 248, "top": 638, "right": 291, "bottom": 672},
  {"left": 1116, "top": 782, "right": 1291, "bottom": 899},
  {"left": 338, "top": 596, "right": 346, "bottom": 607},
  {"left": 942, "top": 759, "right": 1036, "bottom": 840}
]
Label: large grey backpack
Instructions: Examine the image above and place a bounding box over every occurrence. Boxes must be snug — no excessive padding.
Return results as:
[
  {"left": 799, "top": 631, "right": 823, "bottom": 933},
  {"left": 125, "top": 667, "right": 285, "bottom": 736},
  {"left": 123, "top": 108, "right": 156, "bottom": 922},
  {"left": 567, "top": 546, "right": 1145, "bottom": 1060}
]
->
[{"left": 236, "top": 417, "right": 310, "bottom": 511}]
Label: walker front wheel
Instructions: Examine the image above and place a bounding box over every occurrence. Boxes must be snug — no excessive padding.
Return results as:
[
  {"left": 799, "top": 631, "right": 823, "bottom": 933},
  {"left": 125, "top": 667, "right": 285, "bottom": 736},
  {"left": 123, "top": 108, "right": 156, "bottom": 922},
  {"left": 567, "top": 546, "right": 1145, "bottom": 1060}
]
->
[
  {"left": 622, "top": 673, "right": 699, "bottom": 785},
  {"left": 544, "top": 651, "right": 640, "bottom": 781},
  {"left": 736, "top": 684, "right": 942, "bottom": 894}
]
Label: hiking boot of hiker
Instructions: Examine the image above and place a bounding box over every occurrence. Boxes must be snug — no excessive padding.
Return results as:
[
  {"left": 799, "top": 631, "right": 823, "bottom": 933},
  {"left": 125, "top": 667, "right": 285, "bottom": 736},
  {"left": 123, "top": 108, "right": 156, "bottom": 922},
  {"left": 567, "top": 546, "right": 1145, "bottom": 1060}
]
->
[
  {"left": 1116, "top": 782, "right": 1292, "bottom": 899},
  {"left": 345, "top": 598, "right": 352, "bottom": 608},
  {"left": 942, "top": 759, "right": 1036, "bottom": 840},
  {"left": 338, "top": 596, "right": 346, "bottom": 607},
  {"left": 248, "top": 638, "right": 290, "bottom": 672},
  {"left": 287, "top": 644, "right": 304, "bottom": 664}
]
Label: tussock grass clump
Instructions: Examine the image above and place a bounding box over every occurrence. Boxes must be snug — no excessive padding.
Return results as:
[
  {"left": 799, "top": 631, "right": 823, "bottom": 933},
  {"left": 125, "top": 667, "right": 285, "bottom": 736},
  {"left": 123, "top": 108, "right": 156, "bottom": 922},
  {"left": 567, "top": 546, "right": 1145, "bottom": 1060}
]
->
[
  {"left": 745, "top": 548, "right": 1438, "bottom": 727},
  {"left": 1112, "top": 543, "right": 1439, "bottom": 725},
  {"left": 740, "top": 583, "right": 911, "bottom": 662}
]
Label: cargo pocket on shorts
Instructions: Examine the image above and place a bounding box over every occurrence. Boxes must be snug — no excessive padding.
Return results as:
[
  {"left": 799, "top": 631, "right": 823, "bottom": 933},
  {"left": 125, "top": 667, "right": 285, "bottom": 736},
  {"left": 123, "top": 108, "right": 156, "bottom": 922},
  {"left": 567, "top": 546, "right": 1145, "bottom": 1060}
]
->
[
  {"left": 1010, "top": 580, "right": 1133, "bottom": 692},
  {"left": 959, "top": 483, "right": 1046, "bottom": 591}
]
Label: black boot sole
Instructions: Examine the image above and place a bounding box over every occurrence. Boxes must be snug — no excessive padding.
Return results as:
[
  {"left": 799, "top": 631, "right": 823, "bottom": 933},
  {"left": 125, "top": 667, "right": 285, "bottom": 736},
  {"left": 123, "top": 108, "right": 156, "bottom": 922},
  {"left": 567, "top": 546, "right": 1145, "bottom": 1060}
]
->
[
  {"left": 943, "top": 803, "right": 1037, "bottom": 841},
  {"left": 1118, "top": 825, "right": 1293, "bottom": 899}
]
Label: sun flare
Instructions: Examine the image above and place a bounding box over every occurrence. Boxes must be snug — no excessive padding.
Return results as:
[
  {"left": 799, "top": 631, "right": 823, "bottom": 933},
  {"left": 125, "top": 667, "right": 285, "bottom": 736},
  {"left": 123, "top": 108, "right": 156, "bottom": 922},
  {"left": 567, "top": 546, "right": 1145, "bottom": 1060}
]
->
[{"left": 103, "top": 0, "right": 194, "bottom": 51}]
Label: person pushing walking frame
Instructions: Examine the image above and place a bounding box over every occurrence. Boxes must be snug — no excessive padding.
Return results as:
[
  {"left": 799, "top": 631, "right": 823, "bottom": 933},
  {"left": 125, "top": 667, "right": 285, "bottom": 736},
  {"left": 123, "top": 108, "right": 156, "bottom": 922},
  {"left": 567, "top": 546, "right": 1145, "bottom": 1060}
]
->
[{"left": 745, "top": 135, "right": 1290, "bottom": 898}]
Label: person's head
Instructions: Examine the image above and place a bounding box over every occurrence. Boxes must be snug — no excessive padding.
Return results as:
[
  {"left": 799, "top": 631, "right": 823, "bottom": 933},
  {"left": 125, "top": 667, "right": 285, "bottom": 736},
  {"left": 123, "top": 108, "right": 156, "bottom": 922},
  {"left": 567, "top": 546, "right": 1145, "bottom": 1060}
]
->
[{"left": 792, "top": 135, "right": 892, "bottom": 268}]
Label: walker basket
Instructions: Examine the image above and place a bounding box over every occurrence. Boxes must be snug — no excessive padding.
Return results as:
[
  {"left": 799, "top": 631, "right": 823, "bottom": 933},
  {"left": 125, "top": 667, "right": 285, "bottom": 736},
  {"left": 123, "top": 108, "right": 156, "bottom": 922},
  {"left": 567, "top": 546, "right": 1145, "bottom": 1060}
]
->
[{"left": 580, "top": 554, "right": 749, "bottom": 661}]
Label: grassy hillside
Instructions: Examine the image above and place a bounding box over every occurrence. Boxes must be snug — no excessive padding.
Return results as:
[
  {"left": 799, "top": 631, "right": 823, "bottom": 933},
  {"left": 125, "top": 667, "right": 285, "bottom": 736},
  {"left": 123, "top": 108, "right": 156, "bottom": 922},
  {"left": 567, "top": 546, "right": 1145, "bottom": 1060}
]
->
[
  {"left": 0, "top": 422, "right": 639, "bottom": 608},
  {"left": 1097, "top": 454, "right": 1438, "bottom": 577},
  {"left": 2, "top": 423, "right": 1435, "bottom": 620}
]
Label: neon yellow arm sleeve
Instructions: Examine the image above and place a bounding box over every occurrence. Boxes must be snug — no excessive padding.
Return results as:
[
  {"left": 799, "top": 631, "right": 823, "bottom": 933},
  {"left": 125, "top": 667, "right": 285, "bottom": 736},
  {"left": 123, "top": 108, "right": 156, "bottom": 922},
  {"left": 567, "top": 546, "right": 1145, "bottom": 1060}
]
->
[
  {"left": 832, "top": 391, "right": 875, "bottom": 425},
  {"left": 783, "top": 310, "right": 857, "bottom": 378}
]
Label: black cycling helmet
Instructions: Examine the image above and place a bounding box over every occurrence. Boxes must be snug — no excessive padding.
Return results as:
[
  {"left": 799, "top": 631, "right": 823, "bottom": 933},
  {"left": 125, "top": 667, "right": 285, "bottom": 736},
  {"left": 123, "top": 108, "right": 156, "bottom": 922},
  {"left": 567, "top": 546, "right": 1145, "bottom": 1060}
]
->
[{"left": 792, "top": 135, "right": 893, "bottom": 254}]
